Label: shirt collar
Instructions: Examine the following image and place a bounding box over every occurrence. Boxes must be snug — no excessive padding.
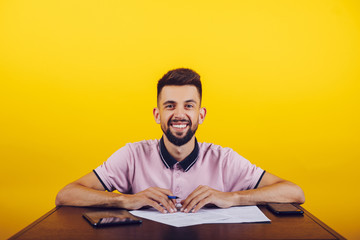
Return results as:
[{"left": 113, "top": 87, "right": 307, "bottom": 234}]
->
[{"left": 159, "top": 137, "right": 199, "bottom": 172}]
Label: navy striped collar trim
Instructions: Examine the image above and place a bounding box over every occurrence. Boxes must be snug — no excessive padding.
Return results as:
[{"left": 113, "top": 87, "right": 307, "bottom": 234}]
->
[{"left": 159, "top": 137, "right": 199, "bottom": 172}]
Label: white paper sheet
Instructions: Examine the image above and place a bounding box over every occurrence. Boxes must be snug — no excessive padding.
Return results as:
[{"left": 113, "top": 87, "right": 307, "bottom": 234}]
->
[{"left": 130, "top": 206, "right": 270, "bottom": 227}]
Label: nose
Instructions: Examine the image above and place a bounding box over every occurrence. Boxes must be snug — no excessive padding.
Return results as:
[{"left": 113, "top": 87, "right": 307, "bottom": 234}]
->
[{"left": 173, "top": 107, "right": 186, "bottom": 119}]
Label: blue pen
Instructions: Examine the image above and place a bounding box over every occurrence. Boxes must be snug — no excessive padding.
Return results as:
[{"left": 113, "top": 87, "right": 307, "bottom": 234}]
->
[{"left": 167, "top": 195, "right": 179, "bottom": 199}]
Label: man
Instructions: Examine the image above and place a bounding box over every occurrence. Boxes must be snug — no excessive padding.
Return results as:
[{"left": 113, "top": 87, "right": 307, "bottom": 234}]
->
[{"left": 56, "top": 68, "right": 305, "bottom": 214}]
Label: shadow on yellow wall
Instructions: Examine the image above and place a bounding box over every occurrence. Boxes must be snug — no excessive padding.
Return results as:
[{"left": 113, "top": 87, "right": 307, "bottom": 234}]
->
[{"left": 1, "top": 0, "right": 359, "bottom": 239}]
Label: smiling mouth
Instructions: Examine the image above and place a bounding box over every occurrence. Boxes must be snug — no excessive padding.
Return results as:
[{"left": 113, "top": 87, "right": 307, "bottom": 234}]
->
[
  {"left": 169, "top": 120, "right": 190, "bottom": 130},
  {"left": 172, "top": 124, "right": 187, "bottom": 129}
]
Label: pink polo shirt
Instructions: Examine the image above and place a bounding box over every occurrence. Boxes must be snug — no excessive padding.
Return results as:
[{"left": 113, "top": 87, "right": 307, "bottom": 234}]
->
[{"left": 94, "top": 139, "right": 264, "bottom": 201}]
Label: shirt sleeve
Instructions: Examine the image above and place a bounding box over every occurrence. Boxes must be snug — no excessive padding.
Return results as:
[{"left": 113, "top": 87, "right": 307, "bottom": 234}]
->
[
  {"left": 93, "top": 144, "right": 133, "bottom": 193},
  {"left": 223, "top": 149, "right": 265, "bottom": 192}
]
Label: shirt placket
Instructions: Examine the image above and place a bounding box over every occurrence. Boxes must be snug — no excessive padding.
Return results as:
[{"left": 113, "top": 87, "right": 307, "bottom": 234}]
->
[{"left": 173, "top": 162, "right": 183, "bottom": 199}]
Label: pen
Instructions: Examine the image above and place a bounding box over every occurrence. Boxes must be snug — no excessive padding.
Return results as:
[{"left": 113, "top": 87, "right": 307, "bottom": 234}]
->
[{"left": 167, "top": 195, "right": 179, "bottom": 199}]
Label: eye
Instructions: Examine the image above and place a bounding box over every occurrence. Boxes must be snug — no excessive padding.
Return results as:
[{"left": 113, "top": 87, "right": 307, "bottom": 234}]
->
[
  {"left": 165, "top": 104, "right": 174, "bottom": 109},
  {"left": 185, "top": 104, "right": 194, "bottom": 108}
]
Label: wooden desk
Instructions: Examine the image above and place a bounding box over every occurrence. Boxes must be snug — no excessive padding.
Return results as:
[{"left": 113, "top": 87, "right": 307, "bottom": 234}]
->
[{"left": 9, "top": 205, "right": 345, "bottom": 240}]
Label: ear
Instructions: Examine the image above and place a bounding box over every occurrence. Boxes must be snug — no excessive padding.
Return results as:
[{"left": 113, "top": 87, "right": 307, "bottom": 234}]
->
[
  {"left": 153, "top": 107, "right": 160, "bottom": 124},
  {"left": 199, "top": 107, "right": 207, "bottom": 124}
]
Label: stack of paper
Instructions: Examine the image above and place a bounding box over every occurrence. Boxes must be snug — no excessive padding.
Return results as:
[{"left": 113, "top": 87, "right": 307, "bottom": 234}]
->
[{"left": 130, "top": 206, "right": 270, "bottom": 227}]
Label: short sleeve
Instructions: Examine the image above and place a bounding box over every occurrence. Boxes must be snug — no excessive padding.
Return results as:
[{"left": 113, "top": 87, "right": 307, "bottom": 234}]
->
[
  {"left": 223, "top": 149, "right": 264, "bottom": 192},
  {"left": 94, "top": 144, "right": 133, "bottom": 193}
]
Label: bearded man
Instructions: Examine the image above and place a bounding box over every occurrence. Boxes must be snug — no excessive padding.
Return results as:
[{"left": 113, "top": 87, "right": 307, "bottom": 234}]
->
[{"left": 56, "top": 68, "right": 305, "bottom": 214}]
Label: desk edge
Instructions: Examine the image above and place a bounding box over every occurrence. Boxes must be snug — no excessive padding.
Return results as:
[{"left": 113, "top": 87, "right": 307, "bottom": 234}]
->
[
  {"left": 8, "top": 206, "right": 60, "bottom": 240},
  {"left": 297, "top": 205, "right": 346, "bottom": 240},
  {"left": 8, "top": 205, "right": 347, "bottom": 240}
]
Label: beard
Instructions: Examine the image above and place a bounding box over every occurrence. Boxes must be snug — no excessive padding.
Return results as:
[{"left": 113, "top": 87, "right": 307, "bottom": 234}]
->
[{"left": 162, "top": 119, "right": 198, "bottom": 146}]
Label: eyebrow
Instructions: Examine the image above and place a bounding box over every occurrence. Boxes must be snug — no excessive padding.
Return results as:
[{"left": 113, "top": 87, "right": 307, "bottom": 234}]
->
[
  {"left": 162, "top": 100, "right": 176, "bottom": 106},
  {"left": 162, "top": 99, "right": 198, "bottom": 106},
  {"left": 184, "top": 100, "right": 197, "bottom": 105}
]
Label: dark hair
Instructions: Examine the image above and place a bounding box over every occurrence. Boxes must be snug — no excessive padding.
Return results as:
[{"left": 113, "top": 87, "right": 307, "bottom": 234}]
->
[{"left": 157, "top": 68, "right": 202, "bottom": 102}]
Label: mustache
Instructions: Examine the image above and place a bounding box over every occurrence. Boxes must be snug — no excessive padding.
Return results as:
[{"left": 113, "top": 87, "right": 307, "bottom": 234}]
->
[{"left": 168, "top": 119, "right": 191, "bottom": 125}]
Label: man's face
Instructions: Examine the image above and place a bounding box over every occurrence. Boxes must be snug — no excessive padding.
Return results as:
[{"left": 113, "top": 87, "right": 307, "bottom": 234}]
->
[{"left": 153, "top": 85, "right": 206, "bottom": 146}]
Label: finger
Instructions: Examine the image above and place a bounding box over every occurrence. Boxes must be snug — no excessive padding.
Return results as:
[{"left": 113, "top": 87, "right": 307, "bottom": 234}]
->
[
  {"left": 181, "top": 186, "right": 208, "bottom": 212},
  {"left": 164, "top": 197, "right": 177, "bottom": 212},
  {"left": 192, "top": 197, "right": 211, "bottom": 213},
  {"left": 147, "top": 191, "right": 176, "bottom": 213},
  {"left": 146, "top": 199, "right": 168, "bottom": 213},
  {"left": 154, "top": 187, "right": 175, "bottom": 196},
  {"left": 183, "top": 189, "right": 210, "bottom": 213},
  {"left": 154, "top": 189, "right": 178, "bottom": 209},
  {"left": 152, "top": 188, "right": 177, "bottom": 212},
  {"left": 151, "top": 187, "right": 176, "bottom": 200},
  {"left": 181, "top": 185, "right": 204, "bottom": 209},
  {"left": 169, "top": 198, "right": 177, "bottom": 207},
  {"left": 186, "top": 191, "right": 210, "bottom": 213}
]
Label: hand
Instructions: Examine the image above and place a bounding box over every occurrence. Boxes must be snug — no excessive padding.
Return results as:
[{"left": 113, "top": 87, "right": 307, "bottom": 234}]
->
[
  {"left": 121, "top": 187, "right": 177, "bottom": 214},
  {"left": 181, "top": 185, "right": 234, "bottom": 213}
]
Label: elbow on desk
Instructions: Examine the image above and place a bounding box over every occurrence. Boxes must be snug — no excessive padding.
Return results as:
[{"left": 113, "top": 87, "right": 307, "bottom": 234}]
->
[
  {"left": 55, "top": 190, "right": 65, "bottom": 206},
  {"left": 293, "top": 184, "right": 305, "bottom": 204},
  {"left": 55, "top": 186, "right": 72, "bottom": 207}
]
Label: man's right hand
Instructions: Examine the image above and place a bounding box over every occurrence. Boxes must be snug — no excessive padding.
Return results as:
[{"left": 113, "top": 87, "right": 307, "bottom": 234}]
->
[
  {"left": 121, "top": 187, "right": 177, "bottom": 213},
  {"left": 56, "top": 172, "right": 177, "bottom": 214}
]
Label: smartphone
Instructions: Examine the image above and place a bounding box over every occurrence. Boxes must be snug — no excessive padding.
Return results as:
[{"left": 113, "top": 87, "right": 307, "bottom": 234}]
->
[
  {"left": 83, "top": 210, "right": 142, "bottom": 227},
  {"left": 267, "top": 203, "right": 304, "bottom": 216}
]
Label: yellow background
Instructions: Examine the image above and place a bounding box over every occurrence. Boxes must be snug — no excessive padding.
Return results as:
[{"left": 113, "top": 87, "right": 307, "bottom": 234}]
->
[{"left": 1, "top": 0, "right": 359, "bottom": 239}]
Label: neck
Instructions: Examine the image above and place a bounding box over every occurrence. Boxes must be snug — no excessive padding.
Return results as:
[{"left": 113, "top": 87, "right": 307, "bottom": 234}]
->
[{"left": 163, "top": 135, "right": 196, "bottom": 162}]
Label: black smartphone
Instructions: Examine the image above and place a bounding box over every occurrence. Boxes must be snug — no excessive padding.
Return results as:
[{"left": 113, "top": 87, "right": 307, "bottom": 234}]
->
[
  {"left": 267, "top": 203, "right": 304, "bottom": 216},
  {"left": 83, "top": 210, "right": 142, "bottom": 227}
]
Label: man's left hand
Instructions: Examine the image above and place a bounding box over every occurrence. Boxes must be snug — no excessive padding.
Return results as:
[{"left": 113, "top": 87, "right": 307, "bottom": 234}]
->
[{"left": 180, "top": 185, "right": 234, "bottom": 213}]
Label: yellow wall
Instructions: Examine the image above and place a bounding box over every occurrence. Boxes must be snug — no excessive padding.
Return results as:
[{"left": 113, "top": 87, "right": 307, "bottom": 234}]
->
[{"left": 1, "top": 0, "right": 359, "bottom": 239}]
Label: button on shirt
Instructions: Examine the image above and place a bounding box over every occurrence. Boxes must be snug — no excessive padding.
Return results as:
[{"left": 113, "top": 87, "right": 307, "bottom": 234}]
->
[{"left": 94, "top": 138, "right": 265, "bottom": 201}]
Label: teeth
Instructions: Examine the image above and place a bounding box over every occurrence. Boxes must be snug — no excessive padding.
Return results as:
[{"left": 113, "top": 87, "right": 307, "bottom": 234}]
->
[{"left": 173, "top": 124, "right": 187, "bottom": 128}]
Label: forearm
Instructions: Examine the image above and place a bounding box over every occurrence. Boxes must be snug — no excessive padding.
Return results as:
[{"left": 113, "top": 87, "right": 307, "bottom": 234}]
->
[
  {"left": 233, "top": 181, "right": 305, "bottom": 206},
  {"left": 56, "top": 183, "right": 177, "bottom": 213},
  {"left": 55, "top": 183, "right": 124, "bottom": 208}
]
